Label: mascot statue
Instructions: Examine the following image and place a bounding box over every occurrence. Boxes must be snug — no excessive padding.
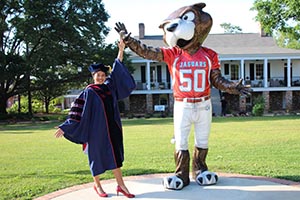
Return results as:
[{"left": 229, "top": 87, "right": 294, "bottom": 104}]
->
[{"left": 115, "top": 2, "right": 251, "bottom": 190}]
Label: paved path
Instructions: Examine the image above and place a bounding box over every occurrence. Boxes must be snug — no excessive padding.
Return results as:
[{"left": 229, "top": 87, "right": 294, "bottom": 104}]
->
[{"left": 35, "top": 173, "right": 300, "bottom": 200}]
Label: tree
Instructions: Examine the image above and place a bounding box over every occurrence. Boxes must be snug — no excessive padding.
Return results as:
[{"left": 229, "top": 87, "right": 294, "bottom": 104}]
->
[
  {"left": 276, "top": 31, "right": 300, "bottom": 49},
  {"left": 32, "top": 42, "right": 134, "bottom": 114},
  {"left": 220, "top": 23, "right": 242, "bottom": 33},
  {"left": 0, "top": 0, "right": 110, "bottom": 115},
  {"left": 32, "top": 64, "right": 86, "bottom": 114},
  {"left": 252, "top": 0, "right": 300, "bottom": 48}
]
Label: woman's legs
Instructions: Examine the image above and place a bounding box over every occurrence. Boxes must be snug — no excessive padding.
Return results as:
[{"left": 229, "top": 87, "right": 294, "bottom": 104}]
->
[
  {"left": 112, "top": 168, "right": 132, "bottom": 194},
  {"left": 93, "top": 175, "right": 106, "bottom": 194}
]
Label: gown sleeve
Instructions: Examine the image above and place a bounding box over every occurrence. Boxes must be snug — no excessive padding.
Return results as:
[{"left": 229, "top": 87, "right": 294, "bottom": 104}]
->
[
  {"left": 107, "top": 59, "right": 136, "bottom": 100},
  {"left": 58, "top": 89, "right": 93, "bottom": 144}
]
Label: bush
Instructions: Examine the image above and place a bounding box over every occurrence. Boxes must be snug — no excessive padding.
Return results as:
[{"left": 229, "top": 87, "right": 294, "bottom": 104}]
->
[
  {"left": 252, "top": 103, "right": 264, "bottom": 116},
  {"left": 252, "top": 95, "right": 265, "bottom": 116},
  {"left": 7, "top": 96, "right": 64, "bottom": 114}
]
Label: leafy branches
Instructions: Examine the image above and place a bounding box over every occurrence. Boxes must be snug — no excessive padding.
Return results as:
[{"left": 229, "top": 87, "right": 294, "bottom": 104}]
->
[{"left": 252, "top": 0, "right": 300, "bottom": 48}]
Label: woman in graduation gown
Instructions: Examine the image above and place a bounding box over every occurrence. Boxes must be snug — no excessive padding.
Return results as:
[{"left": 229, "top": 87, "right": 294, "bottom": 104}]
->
[{"left": 55, "top": 40, "right": 136, "bottom": 198}]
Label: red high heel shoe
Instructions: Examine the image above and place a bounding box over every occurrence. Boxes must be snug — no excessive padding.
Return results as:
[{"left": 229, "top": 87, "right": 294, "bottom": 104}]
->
[
  {"left": 93, "top": 185, "right": 108, "bottom": 198},
  {"left": 116, "top": 185, "right": 135, "bottom": 198}
]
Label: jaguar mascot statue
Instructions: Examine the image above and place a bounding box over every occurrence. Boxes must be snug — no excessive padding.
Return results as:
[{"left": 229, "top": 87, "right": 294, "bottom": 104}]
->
[{"left": 115, "top": 2, "right": 251, "bottom": 190}]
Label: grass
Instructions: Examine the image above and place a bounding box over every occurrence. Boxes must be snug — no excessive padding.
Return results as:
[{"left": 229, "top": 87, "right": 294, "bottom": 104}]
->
[{"left": 0, "top": 116, "right": 300, "bottom": 199}]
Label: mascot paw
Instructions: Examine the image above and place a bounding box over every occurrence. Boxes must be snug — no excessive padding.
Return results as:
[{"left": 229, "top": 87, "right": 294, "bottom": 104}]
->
[
  {"left": 196, "top": 171, "right": 218, "bottom": 186},
  {"left": 162, "top": 175, "right": 184, "bottom": 190}
]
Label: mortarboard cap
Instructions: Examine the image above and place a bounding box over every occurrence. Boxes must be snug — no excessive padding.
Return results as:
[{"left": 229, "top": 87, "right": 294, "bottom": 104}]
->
[{"left": 88, "top": 63, "right": 110, "bottom": 74}]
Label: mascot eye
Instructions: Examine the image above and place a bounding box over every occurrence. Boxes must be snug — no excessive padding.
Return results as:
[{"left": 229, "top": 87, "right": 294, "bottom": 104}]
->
[{"left": 182, "top": 11, "right": 195, "bottom": 21}]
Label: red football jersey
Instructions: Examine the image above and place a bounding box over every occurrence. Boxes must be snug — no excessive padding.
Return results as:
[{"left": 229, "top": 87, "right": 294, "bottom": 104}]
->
[{"left": 161, "top": 46, "right": 220, "bottom": 98}]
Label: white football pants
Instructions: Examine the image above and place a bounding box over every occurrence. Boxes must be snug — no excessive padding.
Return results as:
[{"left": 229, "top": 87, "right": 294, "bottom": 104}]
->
[{"left": 174, "top": 99, "right": 212, "bottom": 151}]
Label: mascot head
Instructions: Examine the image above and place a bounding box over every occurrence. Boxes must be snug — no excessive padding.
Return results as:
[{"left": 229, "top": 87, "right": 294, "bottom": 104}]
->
[{"left": 159, "top": 3, "right": 212, "bottom": 51}]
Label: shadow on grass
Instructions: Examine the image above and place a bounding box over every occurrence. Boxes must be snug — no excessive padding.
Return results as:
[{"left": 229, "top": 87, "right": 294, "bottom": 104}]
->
[
  {"left": 61, "top": 168, "right": 171, "bottom": 178},
  {"left": 275, "top": 175, "right": 300, "bottom": 182},
  {"left": 1, "top": 116, "right": 299, "bottom": 132},
  {"left": 122, "top": 168, "right": 172, "bottom": 177},
  {"left": 0, "top": 131, "right": 35, "bottom": 134},
  {"left": 212, "top": 115, "right": 300, "bottom": 123},
  {"left": 122, "top": 118, "right": 173, "bottom": 126},
  {"left": 0, "top": 121, "right": 59, "bottom": 132},
  {"left": 65, "top": 170, "right": 91, "bottom": 175}
]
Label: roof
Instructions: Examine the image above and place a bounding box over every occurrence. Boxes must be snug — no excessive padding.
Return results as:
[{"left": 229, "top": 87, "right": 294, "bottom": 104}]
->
[{"left": 130, "top": 33, "right": 300, "bottom": 60}]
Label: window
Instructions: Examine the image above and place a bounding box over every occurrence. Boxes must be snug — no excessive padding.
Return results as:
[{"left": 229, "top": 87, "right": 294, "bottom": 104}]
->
[
  {"left": 256, "top": 64, "right": 263, "bottom": 80},
  {"left": 224, "top": 64, "right": 229, "bottom": 75},
  {"left": 230, "top": 64, "right": 239, "bottom": 80},
  {"left": 141, "top": 65, "right": 146, "bottom": 83},
  {"left": 150, "top": 66, "right": 156, "bottom": 82},
  {"left": 150, "top": 65, "right": 163, "bottom": 83}
]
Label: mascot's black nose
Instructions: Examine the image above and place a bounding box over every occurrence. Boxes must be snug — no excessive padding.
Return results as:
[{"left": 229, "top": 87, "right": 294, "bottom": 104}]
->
[{"left": 166, "top": 23, "right": 178, "bottom": 32}]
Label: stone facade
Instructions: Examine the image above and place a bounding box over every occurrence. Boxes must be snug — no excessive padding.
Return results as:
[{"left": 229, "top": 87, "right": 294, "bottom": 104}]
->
[
  {"left": 124, "top": 91, "right": 299, "bottom": 115},
  {"left": 129, "top": 94, "right": 147, "bottom": 113},
  {"left": 223, "top": 94, "right": 240, "bottom": 113},
  {"left": 269, "top": 92, "right": 283, "bottom": 110},
  {"left": 239, "top": 95, "right": 247, "bottom": 112},
  {"left": 285, "top": 91, "right": 293, "bottom": 112},
  {"left": 292, "top": 91, "right": 300, "bottom": 110},
  {"left": 263, "top": 91, "right": 270, "bottom": 113},
  {"left": 146, "top": 94, "right": 153, "bottom": 113}
]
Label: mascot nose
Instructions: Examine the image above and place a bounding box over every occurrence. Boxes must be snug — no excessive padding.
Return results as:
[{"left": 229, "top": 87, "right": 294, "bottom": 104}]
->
[{"left": 166, "top": 23, "right": 178, "bottom": 32}]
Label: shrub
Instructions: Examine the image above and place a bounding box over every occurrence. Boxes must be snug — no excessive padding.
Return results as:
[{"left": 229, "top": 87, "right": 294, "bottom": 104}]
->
[{"left": 252, "top": 95, "right": 265, "bottom": 116}]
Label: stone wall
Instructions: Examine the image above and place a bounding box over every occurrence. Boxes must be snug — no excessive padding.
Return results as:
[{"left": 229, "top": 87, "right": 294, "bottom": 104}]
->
[
  {"left": 285, "top": 91, "right": 293, "bottom": 112},
  {"left": 262, "top": 91, "right": 270, "bottom": 112},
  {"left": 146, "top": 94, "right": 153, "bottom": 113},
  {"left": 224, "top": 94, "right": 240, "bottom": 113},
  {"left": 293, "top": 91, "right": 300, "bottom": 110},
  {"left": 127, "top": 91, "right": 300, "bottom": 115},
  {"left": 130, "top": 94, "right": 147, "bottom": 113},
  {"left": 269, "top": 92, "right": 283, "bottom": 110}
]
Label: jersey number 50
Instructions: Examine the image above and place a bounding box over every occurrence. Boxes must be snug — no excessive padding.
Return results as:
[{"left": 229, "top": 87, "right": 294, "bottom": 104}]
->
[{"left": 179, "top": 69, "right": 206, "bottom": 92}]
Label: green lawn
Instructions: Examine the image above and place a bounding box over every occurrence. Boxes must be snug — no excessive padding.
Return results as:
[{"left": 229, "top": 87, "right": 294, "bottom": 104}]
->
[{"left": 0, "top": 116, "right": 300, "bottom": 200}]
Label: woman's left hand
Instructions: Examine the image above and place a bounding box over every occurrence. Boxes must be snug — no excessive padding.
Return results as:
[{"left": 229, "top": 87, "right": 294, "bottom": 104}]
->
[{"left": 54, "top": 127, "right": 64, "bottom": 138}]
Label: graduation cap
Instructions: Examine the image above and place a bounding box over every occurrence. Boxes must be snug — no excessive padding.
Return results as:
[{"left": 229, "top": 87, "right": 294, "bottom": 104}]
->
[{"left": 88, "top": 63, "right": 111, "bottom": 74}]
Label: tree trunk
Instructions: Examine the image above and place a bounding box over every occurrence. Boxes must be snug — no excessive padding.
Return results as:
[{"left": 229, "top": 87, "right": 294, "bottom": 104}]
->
[
  {"left": 0, "top": 96, "right": 8, "bottom": 115},
  {"left": 45, "top": 97, "right": 49, "bottom": 114},
  {"left": 18, "top": 95, "right": 21, "bottom": 113},
  {"left": 27, "top": 75, "right": 32, "bottom": 115}
]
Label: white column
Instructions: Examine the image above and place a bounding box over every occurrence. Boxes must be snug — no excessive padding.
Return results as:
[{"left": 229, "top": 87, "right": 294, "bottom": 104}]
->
[
  {"left": 240, "top": 59, "right": 244, "bottom": 82},
  {"left": 264, "top": 58, "right": 268, "bottom": 87},
  {"left": 61, "top": 98, "right": 65, "bottom": 110},
  {"left": 146, "top": 61, "right": 151, "bottom": 90},
  {"left": 287, "top": 58, "right": 291, "bottom": 87}
]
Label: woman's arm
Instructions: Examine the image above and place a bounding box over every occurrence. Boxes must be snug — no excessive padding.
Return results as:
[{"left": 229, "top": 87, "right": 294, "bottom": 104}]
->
[{"left": 117, "top": 39, "right": 125, "bottom": 62}]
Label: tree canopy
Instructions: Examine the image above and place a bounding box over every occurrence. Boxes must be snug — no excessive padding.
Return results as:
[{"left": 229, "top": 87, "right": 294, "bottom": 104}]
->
[
  {"left": 252, "top": 0, "right": 300, "bottom": 48},
  {"left": 0, "top": 0, "right": 125, "bottom": 115},
  {"left": 220, "top": 23, "right": 242, "bottom": 34}
]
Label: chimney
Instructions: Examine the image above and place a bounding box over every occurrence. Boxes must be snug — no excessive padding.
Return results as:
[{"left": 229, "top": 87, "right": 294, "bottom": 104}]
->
[
  {"left": 139, "top": 23, "right": 145, "bottom": 39},
  {"left": 259, "top": 23, "right": 269, "bottom": 37}
]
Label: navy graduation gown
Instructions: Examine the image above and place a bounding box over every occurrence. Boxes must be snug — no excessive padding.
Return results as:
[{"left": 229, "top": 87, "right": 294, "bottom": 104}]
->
[{"left": 59, "top": 59, "right": 136, "bottom": 176}]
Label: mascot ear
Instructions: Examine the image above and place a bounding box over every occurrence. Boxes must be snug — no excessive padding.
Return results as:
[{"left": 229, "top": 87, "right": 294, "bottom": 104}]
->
[{"left": 193, "top": 3, "right": 206, "bottom": 10}]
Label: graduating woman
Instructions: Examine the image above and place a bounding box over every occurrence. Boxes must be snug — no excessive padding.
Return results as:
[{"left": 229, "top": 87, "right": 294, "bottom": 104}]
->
[{"left": 55, "top": 40, "right": 136, "bottom": 198}]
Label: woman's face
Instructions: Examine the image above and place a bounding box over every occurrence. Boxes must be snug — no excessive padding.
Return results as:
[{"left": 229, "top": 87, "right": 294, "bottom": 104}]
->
[{"left": 93, "top": 71, "right": 106, "bottom": 84}]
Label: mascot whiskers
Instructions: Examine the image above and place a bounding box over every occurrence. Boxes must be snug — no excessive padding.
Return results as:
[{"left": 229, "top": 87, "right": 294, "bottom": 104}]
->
[{"left": 115, "top": 2, "right": 251, "bottom": 190}]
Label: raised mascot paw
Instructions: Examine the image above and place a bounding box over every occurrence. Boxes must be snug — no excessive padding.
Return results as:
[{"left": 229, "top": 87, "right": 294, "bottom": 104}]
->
[
  {"left": 114, "top": 22, "right": 131, "bottom": 41},
  {"left": 162, "top": 175, "right": 184, "bottom": 190},
  {"left": 196, "top": 171, "right": 218, "bottom": 186}
]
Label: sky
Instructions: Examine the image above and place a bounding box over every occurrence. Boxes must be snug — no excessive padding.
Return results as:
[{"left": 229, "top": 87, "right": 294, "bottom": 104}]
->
[{"left": 101, "top": 0, "right": 259, "bottom": 44}]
